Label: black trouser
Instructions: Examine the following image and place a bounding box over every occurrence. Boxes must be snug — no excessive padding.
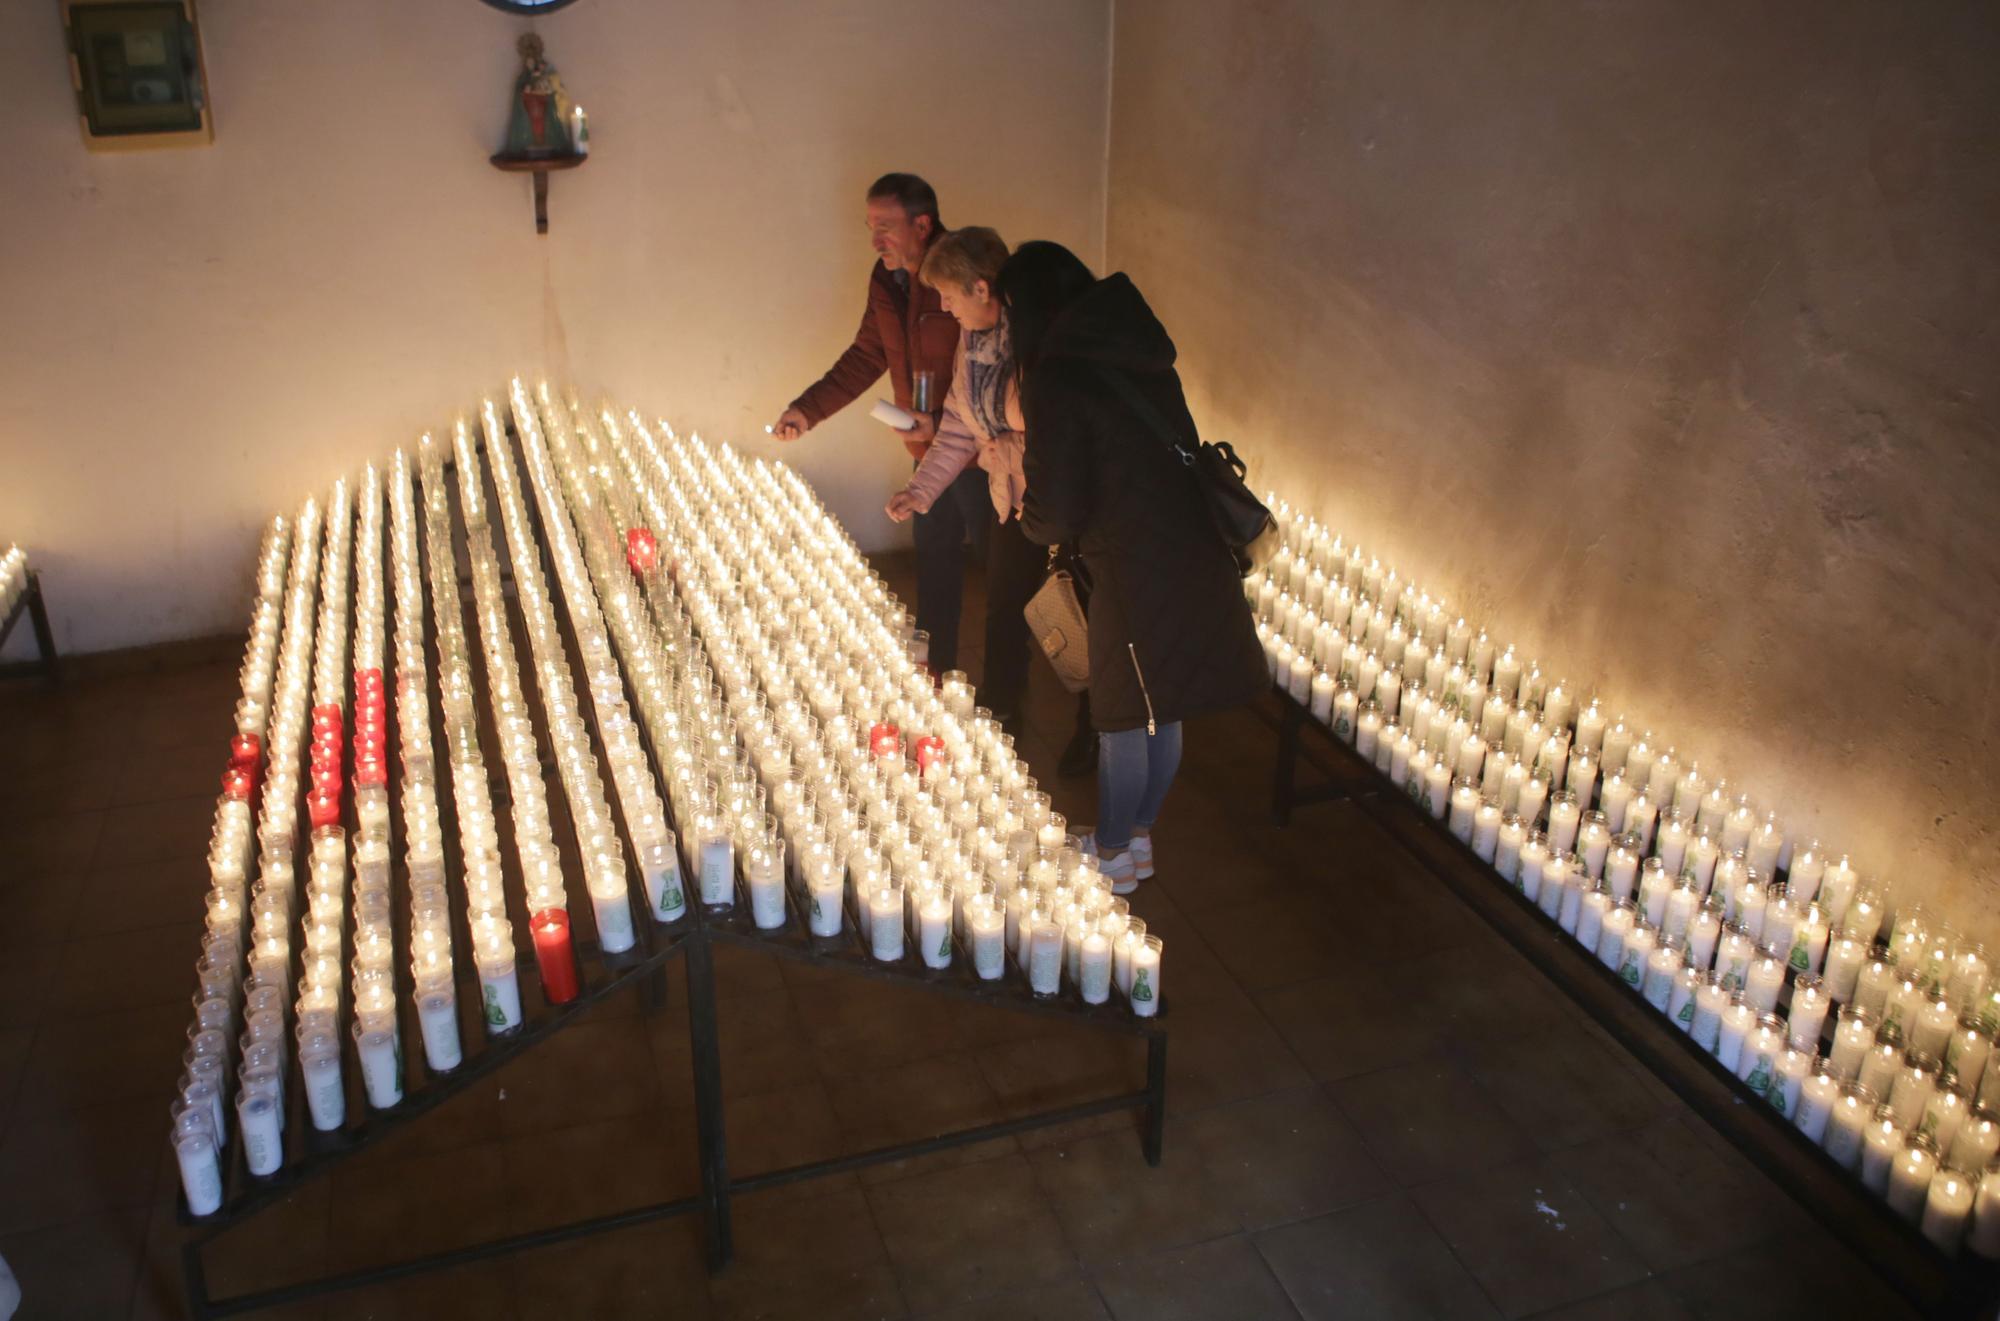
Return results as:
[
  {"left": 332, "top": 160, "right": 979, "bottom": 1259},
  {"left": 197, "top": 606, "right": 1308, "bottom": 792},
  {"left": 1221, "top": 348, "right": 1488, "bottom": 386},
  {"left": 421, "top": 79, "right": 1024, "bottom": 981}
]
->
[
  {"left": 981, "top": 516, "right": 1049, "bottom": 718},
  {"left": 910, "top": 465, "right": 991, "bottom": 674}
]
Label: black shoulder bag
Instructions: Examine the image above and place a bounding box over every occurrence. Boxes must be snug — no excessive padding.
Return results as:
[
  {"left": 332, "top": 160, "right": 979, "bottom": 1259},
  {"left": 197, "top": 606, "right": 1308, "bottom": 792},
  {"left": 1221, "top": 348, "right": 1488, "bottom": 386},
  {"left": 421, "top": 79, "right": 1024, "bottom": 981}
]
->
[{"left": 1096, "top": 368, "right": 1281, "bottom": 577}]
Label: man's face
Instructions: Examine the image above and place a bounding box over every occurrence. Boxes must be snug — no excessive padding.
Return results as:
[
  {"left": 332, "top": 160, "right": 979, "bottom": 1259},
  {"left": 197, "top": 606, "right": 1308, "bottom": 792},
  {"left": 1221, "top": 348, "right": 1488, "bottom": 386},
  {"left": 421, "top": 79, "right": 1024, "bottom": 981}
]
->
[{"left": 866, "top": 198, "right": 931, "bottom": 272}]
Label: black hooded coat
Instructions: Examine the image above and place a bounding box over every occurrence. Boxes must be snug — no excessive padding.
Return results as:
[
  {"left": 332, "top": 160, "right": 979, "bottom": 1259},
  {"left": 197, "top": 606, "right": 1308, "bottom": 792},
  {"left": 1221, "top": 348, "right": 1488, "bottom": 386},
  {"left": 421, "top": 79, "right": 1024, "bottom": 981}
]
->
[{"left": 1018, "top": 274, "right": 1268, "bottom": 734}]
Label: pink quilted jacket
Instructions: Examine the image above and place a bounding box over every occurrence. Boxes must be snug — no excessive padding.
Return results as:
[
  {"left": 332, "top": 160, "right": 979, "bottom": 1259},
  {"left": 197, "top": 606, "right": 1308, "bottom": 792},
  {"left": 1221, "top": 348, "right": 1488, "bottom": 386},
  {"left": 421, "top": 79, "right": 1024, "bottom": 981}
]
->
[{"left": 898, "top": 330, "right": 1026, "bottom": 522}]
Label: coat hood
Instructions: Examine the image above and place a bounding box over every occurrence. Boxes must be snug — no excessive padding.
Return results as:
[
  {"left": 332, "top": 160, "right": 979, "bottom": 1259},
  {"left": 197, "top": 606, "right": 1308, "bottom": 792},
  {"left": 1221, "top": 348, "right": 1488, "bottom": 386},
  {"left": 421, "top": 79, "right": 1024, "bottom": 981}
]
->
[{"left": 1040, "top": 273, "right": 1178, "bottom": 373}]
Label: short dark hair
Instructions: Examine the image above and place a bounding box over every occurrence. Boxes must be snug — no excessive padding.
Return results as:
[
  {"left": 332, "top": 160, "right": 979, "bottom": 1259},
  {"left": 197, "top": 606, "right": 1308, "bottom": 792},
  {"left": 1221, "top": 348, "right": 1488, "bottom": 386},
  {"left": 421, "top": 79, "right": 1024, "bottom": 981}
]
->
[{"left": 866, "top": 173, "right": 942, "bottom": 228}]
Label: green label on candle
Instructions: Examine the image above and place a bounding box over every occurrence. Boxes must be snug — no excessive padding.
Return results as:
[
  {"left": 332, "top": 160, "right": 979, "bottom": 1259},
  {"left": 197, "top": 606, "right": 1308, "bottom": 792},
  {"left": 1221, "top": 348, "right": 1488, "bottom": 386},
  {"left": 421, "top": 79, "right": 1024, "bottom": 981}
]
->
[
  {"left": 483, "top": 984, "right": 506, "bottom": 1026},
  {"left": 1769, "top": 1084, "right": 1788, "bottom": 1118},
  {"left": 661, "top": 882, "right": 683, "bottom": 915},
  {"left": 1620, "top": 958, "right": 1642, "bottom": 988},
  {"left": 810, "top": 895, "right": 824, "bottom": 921},
  {"left": 938, "top": 930, "right": 952, "bottom": 959},
  {"left": 1132, "top": 969, "right": 1154, "bottom": 1003},
  {"left": 1676, "top": 998, "right": 1695, "bottom": 1026},
  {"left": 1789, "top": 940, "right": 1811, "bottom": 973},
  {"left": 1746, "top": 1059, "right": 1773, "bottom": 1095}
]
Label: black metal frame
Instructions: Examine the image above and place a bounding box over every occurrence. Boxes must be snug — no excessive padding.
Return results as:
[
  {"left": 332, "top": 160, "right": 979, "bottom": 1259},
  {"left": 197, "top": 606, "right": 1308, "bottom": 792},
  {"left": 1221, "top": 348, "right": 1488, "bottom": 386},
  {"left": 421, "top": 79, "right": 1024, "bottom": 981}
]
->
[
  {"left": 0, "top": 570, "right": 60, "bottom": 682},
  {"left": 175, "top": 432, "right": 1168, "bottom": 1317},
  {"left": 1262, "top": 686, "right": 2000, "bottom": 1318}
]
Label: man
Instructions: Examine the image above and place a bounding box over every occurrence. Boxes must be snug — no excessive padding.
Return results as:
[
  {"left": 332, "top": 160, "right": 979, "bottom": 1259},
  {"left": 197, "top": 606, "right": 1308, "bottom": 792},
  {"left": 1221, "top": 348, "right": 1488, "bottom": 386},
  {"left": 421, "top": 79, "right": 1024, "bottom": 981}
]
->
[{"left": 769, "top": 173, "right": 990, "bottom": 678}]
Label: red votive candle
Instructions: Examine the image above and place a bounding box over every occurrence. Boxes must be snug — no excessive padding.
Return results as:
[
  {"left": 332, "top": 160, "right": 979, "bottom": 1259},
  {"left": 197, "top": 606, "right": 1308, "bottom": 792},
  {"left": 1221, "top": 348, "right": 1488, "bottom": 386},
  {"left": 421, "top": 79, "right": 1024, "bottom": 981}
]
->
[
  {"left": 868, "top": 722, "right": 901, "bottom": 759},
  {"left": 312, "top": 703, "right": 342, "bottom": 729},
  {"left": 221, "top": 767, "right": 255, "bottom": 801},
  {"left": 626, "top": 527, "right": 658, "bottom": 574},
  {"left": 530, "top": 908, "right": 580, "bottom": 1004},
  {"left": 354, "top": 757, "right": 387, "bottom": 787},
  {"left": 307, "top": 787, "right": 341, "bottom": 829},
  {"left": 229, "top": 733, "right": 261, "bottom": 768},
  {"left": 913, "top": 735, "right": 946, "bottom": 773}
]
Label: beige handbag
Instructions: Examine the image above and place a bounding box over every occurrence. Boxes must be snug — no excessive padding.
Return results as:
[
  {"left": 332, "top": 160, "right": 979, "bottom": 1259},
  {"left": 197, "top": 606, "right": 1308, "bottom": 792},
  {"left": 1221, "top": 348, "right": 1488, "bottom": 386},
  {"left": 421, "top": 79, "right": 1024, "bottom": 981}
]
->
[{"left": 1024, "top": 557, "right": 1091, "bottom": 694}]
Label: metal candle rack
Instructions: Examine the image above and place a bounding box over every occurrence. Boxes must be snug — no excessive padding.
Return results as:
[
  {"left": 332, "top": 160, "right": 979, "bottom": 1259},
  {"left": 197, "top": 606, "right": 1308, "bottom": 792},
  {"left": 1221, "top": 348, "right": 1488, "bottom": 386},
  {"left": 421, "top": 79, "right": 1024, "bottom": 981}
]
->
[
  {"left": 175, "top": 423, "right": 1166, "bottom": 1320},
  {"left": 0, "top": 568, "right": 60, "bottom": 682},
  {"left": 1264, "top": 685, "right": 2000, "bottom": 1319}
]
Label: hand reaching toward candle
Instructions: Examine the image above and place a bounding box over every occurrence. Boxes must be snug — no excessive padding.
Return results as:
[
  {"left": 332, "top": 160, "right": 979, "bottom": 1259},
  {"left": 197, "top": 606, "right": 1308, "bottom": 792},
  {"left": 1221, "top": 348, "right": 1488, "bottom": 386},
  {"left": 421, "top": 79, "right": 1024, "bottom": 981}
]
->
[
  {"left": 769, "top": 407, "right": 809, "bottom": 441},
  {"left": 885, "top": 490, "right": 921, "bottom": 523},
  {"left": 899, "top": 412, "right": 936, "bottom": 460}
]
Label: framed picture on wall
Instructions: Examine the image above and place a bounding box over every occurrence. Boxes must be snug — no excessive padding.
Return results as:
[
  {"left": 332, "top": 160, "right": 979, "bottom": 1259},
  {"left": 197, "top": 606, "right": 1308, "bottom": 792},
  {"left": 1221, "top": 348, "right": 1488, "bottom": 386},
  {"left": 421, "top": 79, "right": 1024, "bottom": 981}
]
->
[{"left": 62, "top": 0, "right": 213, "bottom": 150}]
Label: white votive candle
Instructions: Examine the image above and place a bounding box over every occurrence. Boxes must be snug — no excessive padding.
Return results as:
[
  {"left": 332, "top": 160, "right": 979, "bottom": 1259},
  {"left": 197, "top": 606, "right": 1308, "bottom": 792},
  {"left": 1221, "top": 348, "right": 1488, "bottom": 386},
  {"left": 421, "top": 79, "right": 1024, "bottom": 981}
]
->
[
  {"left": 1687, "top": 902, "right": 1724, "bottom": 973},
  {"left": 1912, "top": 993, "right": 1958, "bottom": 1063},
  {"left": 1795, "top": 1064, "right": 1841, "bottom": 1143},
  {"left": 1660, "top": 876, "right": 1695, "bottom": 940},
  {"left": 1495, "top": 813, "right": 1526, "bottom": 883},
  {"left": 1823, "top": 857, "right": 1863, "bottom": 930},
  {"left": 1716, "top": 999, "right": 1756, "bottom": 1072},
  {"left": 1824, "top": 1086, "right": 1874, "bottom": 1169},
  {"left": 1691, "top": 974, "right": 1730, "bottom": 1052},
  {"left": 1887, "top": 1138, "right": 1939, "bottom": 1220},
  {"left": 1471, "top": 800, "right": 1503, "bottom": 863},
  {"left": 1616, "top": 917, "right": 1655, "bottom": 990},
  {"left": 1516, "top": 773, "right": 1549, "bottom": 831},
  {"left": 1607, "top": 839, "right": 1641, "bottom": 904},
  {"left": 1890, "top": 1058, "right": 1939, "bottom": 1132},
  {"left": 1547, "top": 791, "right": 1581, "bottom": 853},
  {"left": 1737, "top": 1014, "right": 1785, "bottom": 1095},
  {"left": 354, "top": 1025, "right": 402, "bottom": 1110},
  {"left": 418, "top": 990, "right": 463, "bottom": 1073},
  {"left": 1449, "top": 778, "right": 1480, "bottom": 843},
  {"left": 1714, "top": 926, "right": 1755, "bottom": 995},
  {"left": 1129, "top": 936, "right": 1163, "bottom": 1016},
  {"left": 1309, "top": 667, "right": 1336, "bottom": 723},
  {"left": 1523, "top": 835, "right": 1553, "bottom": 905},
  {"left": 870, "top": 885, "right": 906, "bottom": 961},
  {"left": 1641, "top": 936, "right": 1681, "bottom": 1009},
  {"left": 1860, "top": 1110, "right": 1905, "bottom": 1193},
  {"left": 919, "top": 891, "right": 954, "bottom": 969},
  {"left": 970, "top": 901, "right": 1005, "bottom": 979},
  {"left": 1599, "top": 901, "right": 1638, "bottom": 970},
  {"left": 1952, "top": 1112, "right": 2000, "bottom": 1173},
  {"left": 1788, "top": 975, "right": 1832, "bottom": 1051},
  {"left": 1575, "top": 885, "right": 1609, "bottom": 952},
  {"left": 1080, "top": 930, "right": 1113, "bottom": 1004},
  {"left": 1972, "top": 1167, "right": 2000, "bottom": 1259},
  {"left": 1924, "top": 1165, "right": 1975, "bottom": 1254},
  {"left": 1668, "top": 966, "right": 1702, "bottom": 1032}
]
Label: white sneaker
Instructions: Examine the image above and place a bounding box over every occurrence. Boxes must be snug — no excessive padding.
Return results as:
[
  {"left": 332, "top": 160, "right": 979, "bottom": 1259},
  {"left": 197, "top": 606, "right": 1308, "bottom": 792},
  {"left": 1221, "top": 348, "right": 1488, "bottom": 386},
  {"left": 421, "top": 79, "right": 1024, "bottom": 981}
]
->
[
  {"left": 1130, "top": 831, "right": 1155, "bottom": 880},
  {"left": 1077, "top": 831, "right": 1140, "bottom": 894}
]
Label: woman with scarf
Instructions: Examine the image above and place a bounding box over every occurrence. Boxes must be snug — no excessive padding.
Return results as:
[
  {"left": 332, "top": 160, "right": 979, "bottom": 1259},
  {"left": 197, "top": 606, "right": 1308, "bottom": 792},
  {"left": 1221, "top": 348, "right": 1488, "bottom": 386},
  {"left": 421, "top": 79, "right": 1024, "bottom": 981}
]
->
[{"left": 886, "top": 227, "right": 1088, "bottom": 759}]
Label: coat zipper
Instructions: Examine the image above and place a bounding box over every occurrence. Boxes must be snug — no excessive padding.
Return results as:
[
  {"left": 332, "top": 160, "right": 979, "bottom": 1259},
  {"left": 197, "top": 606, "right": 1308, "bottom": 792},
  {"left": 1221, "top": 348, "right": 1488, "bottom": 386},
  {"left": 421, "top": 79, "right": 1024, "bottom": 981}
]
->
[{"left": 1126, "top": 642, "right": 1157, "bottom": 736}]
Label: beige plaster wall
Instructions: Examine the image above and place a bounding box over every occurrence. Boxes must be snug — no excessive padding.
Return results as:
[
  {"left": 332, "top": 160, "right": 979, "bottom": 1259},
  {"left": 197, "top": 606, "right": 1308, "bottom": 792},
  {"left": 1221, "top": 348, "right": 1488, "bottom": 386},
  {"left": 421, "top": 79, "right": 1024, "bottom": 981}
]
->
[
  {"left": 1106, "top": 1, "right": 2000, "bottom": 932},
  {"left": 0, "top": 0, "right": 1109, "bottom": 656}
]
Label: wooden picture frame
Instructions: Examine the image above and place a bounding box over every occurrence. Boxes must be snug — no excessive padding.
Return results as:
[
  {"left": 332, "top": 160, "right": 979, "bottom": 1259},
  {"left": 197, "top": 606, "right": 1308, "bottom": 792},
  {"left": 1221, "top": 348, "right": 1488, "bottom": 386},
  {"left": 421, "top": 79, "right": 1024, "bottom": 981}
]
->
[{"left": 62, "top": 0, "right": 212, "bottom": 151}]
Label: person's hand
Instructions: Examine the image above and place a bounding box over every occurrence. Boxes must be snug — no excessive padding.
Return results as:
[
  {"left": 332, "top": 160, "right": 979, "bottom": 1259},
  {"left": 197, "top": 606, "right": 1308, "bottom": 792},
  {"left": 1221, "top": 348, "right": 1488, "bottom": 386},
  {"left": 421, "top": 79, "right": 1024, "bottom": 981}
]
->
[
  {"left": 885, "top": 491, "right": 921, "bottom": 523},
  {"left": 899, "top": 413, "right": 937, "bottom": 460},
  {"left": 769, "top": 407, "right": 809, "bottom": 441}
]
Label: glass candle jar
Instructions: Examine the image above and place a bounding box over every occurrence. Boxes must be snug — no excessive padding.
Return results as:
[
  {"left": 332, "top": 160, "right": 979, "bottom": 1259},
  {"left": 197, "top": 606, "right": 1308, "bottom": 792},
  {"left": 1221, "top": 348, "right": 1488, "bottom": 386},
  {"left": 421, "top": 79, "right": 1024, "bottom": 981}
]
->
[
  {"left": 1823, "top": 1084, "right": 1877, "bottom": 1171},
  {"left": 1886, "top": 1134, "right": 1940, "bottom": 1221}
]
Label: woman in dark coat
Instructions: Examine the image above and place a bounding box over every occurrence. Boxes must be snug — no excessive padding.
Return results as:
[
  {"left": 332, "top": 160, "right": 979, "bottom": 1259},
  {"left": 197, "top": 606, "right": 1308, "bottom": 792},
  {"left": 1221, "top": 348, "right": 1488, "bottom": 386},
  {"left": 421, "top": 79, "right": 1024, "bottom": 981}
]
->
[{"left": 999, "top": 242, "right": 1267, "bottom": 891}]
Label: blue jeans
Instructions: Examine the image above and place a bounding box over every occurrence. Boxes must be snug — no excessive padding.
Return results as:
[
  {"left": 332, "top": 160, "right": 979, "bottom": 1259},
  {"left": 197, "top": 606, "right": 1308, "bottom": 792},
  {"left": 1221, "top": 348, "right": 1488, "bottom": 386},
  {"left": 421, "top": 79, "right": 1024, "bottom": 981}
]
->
[
  {"left": 910, "top": 465, "right": 992, "bottom": 675},
  {"left": 1097, "top": 721, "right": 1183, "bottom": 852}
]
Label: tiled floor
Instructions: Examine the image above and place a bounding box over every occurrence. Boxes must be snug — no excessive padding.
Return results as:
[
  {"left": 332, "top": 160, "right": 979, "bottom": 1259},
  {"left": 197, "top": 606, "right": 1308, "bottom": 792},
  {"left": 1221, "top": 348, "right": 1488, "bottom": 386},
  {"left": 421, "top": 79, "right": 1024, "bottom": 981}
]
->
[{"left": 0, "top": 555, "right": 1921, "bottom": 1320}]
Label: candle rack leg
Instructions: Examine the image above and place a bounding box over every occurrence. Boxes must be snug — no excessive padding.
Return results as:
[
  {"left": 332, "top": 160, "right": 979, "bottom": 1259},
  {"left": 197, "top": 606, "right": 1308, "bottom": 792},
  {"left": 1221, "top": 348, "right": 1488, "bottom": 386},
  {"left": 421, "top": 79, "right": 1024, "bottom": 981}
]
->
[
  {"left": 1271, "top": 692, "right": 1302, "bottom": 826},
  {"left": 532, "top": 169, "right": 550, "bottom": 235},
  {"left": 685, "top": 933, "right": 734, "bottom": 1268},
  {"left": 26, "top": 575, "right": 57, "bottom": 681},
  {"left": 180, "top": 1238, "right": 214, "bottom": 1320},
  {"left": 1142, "top": 1034, "right": 1168, "bottom": 1167}
]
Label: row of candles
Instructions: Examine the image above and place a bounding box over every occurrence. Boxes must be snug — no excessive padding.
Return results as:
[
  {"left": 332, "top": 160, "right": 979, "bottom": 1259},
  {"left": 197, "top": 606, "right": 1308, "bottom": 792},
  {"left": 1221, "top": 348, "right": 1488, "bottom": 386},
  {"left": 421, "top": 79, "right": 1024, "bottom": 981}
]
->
[
  {"left": 1252, "top": 509, "right": 2000, "bottom": 1256},
  {"left": 175, "top": 378, "right": 1162, "bottom": 1217},
  {"left": 521, "top": 381, "right": 1162, "bottom": 1008},
  {"left": 175, "top": 499, "right": 317, "bottom": 1213},
  {"left": 0, "top": 544, "right": 27, "bottom": 621}
]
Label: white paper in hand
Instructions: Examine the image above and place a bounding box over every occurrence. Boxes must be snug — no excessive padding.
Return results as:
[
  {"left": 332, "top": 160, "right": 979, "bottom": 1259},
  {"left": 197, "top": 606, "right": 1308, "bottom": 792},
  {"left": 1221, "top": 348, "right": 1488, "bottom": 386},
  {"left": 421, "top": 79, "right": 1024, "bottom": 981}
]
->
[{"left": 870, "top": 399, "right": 917, "bottom": 431}]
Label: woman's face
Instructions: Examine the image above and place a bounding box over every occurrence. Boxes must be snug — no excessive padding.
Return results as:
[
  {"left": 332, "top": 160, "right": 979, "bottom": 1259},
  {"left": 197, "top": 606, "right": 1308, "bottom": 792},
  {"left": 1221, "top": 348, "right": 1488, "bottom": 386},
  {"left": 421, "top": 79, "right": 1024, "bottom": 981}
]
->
[{"left": 938, "top": 278, "right": 1002, "bottom": 332}]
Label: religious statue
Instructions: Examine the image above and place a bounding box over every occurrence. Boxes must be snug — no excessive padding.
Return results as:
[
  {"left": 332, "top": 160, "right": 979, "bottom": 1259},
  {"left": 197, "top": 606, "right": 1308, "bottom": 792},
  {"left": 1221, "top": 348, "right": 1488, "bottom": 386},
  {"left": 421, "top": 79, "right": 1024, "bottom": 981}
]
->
[{"left": 502, "top": 33, "right": 575, "bottom": 157}]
